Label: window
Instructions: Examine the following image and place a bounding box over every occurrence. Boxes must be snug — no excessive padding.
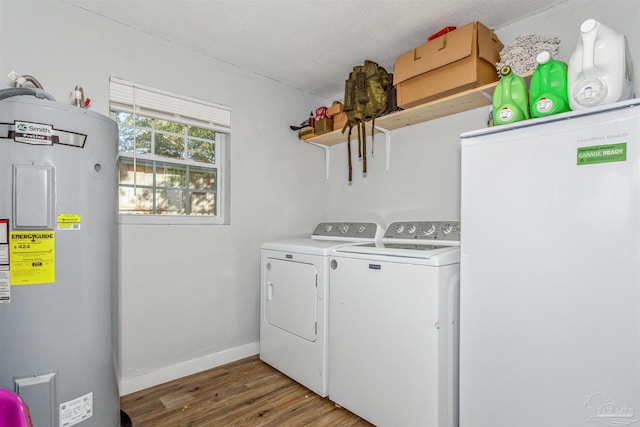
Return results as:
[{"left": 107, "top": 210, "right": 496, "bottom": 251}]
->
[{"left": 110, "top": 78, "right": 231, "bottom": 224}]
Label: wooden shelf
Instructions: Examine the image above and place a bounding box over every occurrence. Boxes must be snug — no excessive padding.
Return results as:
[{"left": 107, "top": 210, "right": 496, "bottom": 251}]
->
[{"left": 305, "top": 72, "right": 533, "bottom": 146}]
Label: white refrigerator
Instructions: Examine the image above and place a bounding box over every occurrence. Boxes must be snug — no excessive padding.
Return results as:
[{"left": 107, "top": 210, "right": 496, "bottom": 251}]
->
[{"left": 460, "top": 99, "right": 640, "bottom": 427}]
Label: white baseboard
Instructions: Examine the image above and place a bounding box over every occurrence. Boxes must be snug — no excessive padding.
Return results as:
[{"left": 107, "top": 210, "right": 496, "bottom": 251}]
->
[{"left": 118, "top": 341, "right": 259, "bottom": 396}]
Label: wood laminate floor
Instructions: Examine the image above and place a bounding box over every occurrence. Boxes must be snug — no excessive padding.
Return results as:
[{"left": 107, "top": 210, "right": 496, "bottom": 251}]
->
[{"left": 120, "top": 356, "right": 374, "bottom": 427}]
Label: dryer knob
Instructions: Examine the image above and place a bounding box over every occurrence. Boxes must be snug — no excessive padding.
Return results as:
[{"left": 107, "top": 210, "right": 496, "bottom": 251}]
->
[
  {"left": 339, "top": 223, "right": 349, "bottom": 234},
  {"left": 357, "top": 225, "right": 366, "bottom": 233},
  {"left": 407, "top": 225, "right": 416, "bottom": 234},
  {"left": 324, "top": 224, "right": 333, "bottom": 232},
  {"left": 423, "top": 224, "right": 436, "bottom": 235},
  {"left": 394, "top": 224, "right": 404, "bottom": 233}
]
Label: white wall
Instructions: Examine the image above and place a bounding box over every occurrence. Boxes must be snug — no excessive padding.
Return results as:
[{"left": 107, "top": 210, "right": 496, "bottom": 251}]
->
[
  {"left": 0, "top": 0, "right": 327, "bottom": 395},
  {"left": 324, "top": 108, "right": 487, "bottom": 224},
  {"left": 325, "top": 0, "right": 640, "bottom": 225}
]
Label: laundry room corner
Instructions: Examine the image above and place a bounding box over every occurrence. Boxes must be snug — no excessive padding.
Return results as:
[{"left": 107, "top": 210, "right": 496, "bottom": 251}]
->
[
  {"left": 0, "top": 0, "right": 329, "bottom": 396},
  {"left": 3, "top": 0, "right": 640, "bottom": 425}
]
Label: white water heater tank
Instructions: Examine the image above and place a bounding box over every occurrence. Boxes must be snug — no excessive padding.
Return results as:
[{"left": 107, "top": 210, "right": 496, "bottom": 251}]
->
[{"left": 0, "top": 93, "right": 119, "bottom": 426}]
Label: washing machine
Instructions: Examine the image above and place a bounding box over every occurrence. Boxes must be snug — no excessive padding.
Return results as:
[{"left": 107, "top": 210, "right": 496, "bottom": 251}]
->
[
  {"left": 328, "top": 221, "right": 461, "bottom": 427},
  {"left": 260, "top": 222, "right": 382, "bottom": 397}
]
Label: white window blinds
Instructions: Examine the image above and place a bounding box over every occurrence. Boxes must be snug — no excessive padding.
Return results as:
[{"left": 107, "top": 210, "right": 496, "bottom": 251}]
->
[{"left": 109, "top": 77, "right": 231, "bottom": 132}]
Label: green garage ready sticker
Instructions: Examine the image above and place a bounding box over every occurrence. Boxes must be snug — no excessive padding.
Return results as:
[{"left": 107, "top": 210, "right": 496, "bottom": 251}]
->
[{"left": 577, "top": 143, "right": 626, "bottom": 165}]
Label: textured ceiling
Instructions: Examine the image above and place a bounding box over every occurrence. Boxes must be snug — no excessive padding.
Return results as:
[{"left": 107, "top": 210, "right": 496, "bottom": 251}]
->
[{"left": 62, "top": 0, "right": 567, "bottom": 99}]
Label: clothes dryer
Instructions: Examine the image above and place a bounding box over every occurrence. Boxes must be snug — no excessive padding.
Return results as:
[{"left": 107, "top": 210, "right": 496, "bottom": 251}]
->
[
  {"left": 328, "top": 221, "right": 460, "bottom": 427},
  {"left": 260, "top": 222, "right": 382, "bottom": 397}
]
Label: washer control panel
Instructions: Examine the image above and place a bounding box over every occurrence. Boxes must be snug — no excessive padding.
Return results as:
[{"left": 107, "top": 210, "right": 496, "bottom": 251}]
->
[
  {"left": 312, "top": 222, "right": 381, "bottom": 240},
  {"left": 384, "top": 221, "right": 460, "bottom": 241}
]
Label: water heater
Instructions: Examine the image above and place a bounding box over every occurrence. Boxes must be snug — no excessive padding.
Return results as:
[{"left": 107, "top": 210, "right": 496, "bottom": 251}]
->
[{"left": 0, "top": 93, "right": 119, "bottom": 426}]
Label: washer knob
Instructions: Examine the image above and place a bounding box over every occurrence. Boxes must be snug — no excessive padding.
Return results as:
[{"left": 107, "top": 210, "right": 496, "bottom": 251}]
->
[
  {"left": 423, "top": 224, "right": 436, "bottom": 235},
  {"left": 442, "top": 224, "right": 453, "bottom": 234},
  {"left": 407, "top": 225, "right": 416, "bottom": 234},
  {"left": 394, "top": 224, "right": 404, "bottom": 233},
  {"left": 324, "top": 224, "right": 333, "bottom": 232},
  {"left": 357, "top": 225, "right": 366, "bottom": 233},
  {"left": 339, "top": 223, "right": 349, "bottom": 234}
]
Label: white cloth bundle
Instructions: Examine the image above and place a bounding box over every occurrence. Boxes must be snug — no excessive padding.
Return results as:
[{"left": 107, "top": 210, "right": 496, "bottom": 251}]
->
[{"left": 497, "top": 34, "right": 562, "bottom": 75}]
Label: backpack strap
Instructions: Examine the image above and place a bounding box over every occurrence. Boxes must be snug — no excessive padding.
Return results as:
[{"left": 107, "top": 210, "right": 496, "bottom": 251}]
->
[
  {"left": 347, "top": 126, "right": 353, "bottom": 182},
  {"left": 361, "top": 120, "right": 367, "bottom": 174},
  {"left": 371, "top": 116, "right": 376, "bottom": 155},
  {"left": 357, "top": 122, "right": 361, "bottom": 159}
]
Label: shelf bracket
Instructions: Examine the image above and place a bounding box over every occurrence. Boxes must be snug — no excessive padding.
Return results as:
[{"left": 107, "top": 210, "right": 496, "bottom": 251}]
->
[
  {"left": 370, "top": 123, "right": 392, "bottom": 172},
  {"left": 307, "top": 142, "right": 331, "bottom": 180}
]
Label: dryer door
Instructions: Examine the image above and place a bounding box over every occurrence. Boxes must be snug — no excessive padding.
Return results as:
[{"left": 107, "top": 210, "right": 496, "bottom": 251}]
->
[{"left": 265, "top": 258, "right": 317, "bottom": 342}]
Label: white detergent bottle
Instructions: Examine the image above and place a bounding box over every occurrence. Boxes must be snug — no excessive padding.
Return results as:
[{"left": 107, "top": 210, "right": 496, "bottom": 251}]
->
[{"left": 568, "top": 19, "right": 634, "bottom": 110}]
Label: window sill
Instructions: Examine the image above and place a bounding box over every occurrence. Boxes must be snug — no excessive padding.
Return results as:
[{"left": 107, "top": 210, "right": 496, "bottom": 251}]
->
[{"left": 117, "top": 214, "right": 225, "bottom": 226}]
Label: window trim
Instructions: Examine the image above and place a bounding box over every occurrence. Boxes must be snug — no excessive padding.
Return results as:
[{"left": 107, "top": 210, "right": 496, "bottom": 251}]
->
[
  {"left": 110, "top": 77, "right": 230, "bottom": 225},
  {"left": 117, "top": 213, "right": 225, "bottom": 226},
  {"left": 109, "top": 77, "right": 231, "bottom": 132}
]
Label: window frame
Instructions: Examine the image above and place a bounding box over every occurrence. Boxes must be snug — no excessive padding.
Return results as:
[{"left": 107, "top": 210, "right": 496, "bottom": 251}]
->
[{"left": 109, "top": 77, "right": 231, "bottom": 225}]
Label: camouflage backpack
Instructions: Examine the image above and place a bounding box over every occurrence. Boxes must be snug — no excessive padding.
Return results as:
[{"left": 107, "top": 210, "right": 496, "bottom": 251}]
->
[{"left": 342, "top": 60, "right": 393, "bottom": 182}]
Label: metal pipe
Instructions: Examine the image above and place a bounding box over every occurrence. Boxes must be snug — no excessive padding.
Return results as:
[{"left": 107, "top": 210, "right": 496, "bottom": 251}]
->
[
  {"left": 21, "top": 75, "right": 44, "bottom": 89},
  {"left": 73, "top": 85, "right": 85, "bottom": 107},
  {"left": 8, "top": 71, "right": 45, "bottom": 90}
]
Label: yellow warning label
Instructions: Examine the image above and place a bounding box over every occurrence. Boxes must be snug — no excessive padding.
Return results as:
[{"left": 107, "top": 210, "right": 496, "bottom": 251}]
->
[
  {"left": 57, "top": 214, "right": 81, "bottom": 230},
  {"left": 9, "top": 231, "right": 55, "bottom": 285}
]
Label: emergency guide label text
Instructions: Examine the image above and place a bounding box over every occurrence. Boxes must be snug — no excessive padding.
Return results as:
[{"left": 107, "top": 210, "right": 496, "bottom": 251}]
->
[{"left": 9, "top": 231, "right": 55, "bottom": 285}]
